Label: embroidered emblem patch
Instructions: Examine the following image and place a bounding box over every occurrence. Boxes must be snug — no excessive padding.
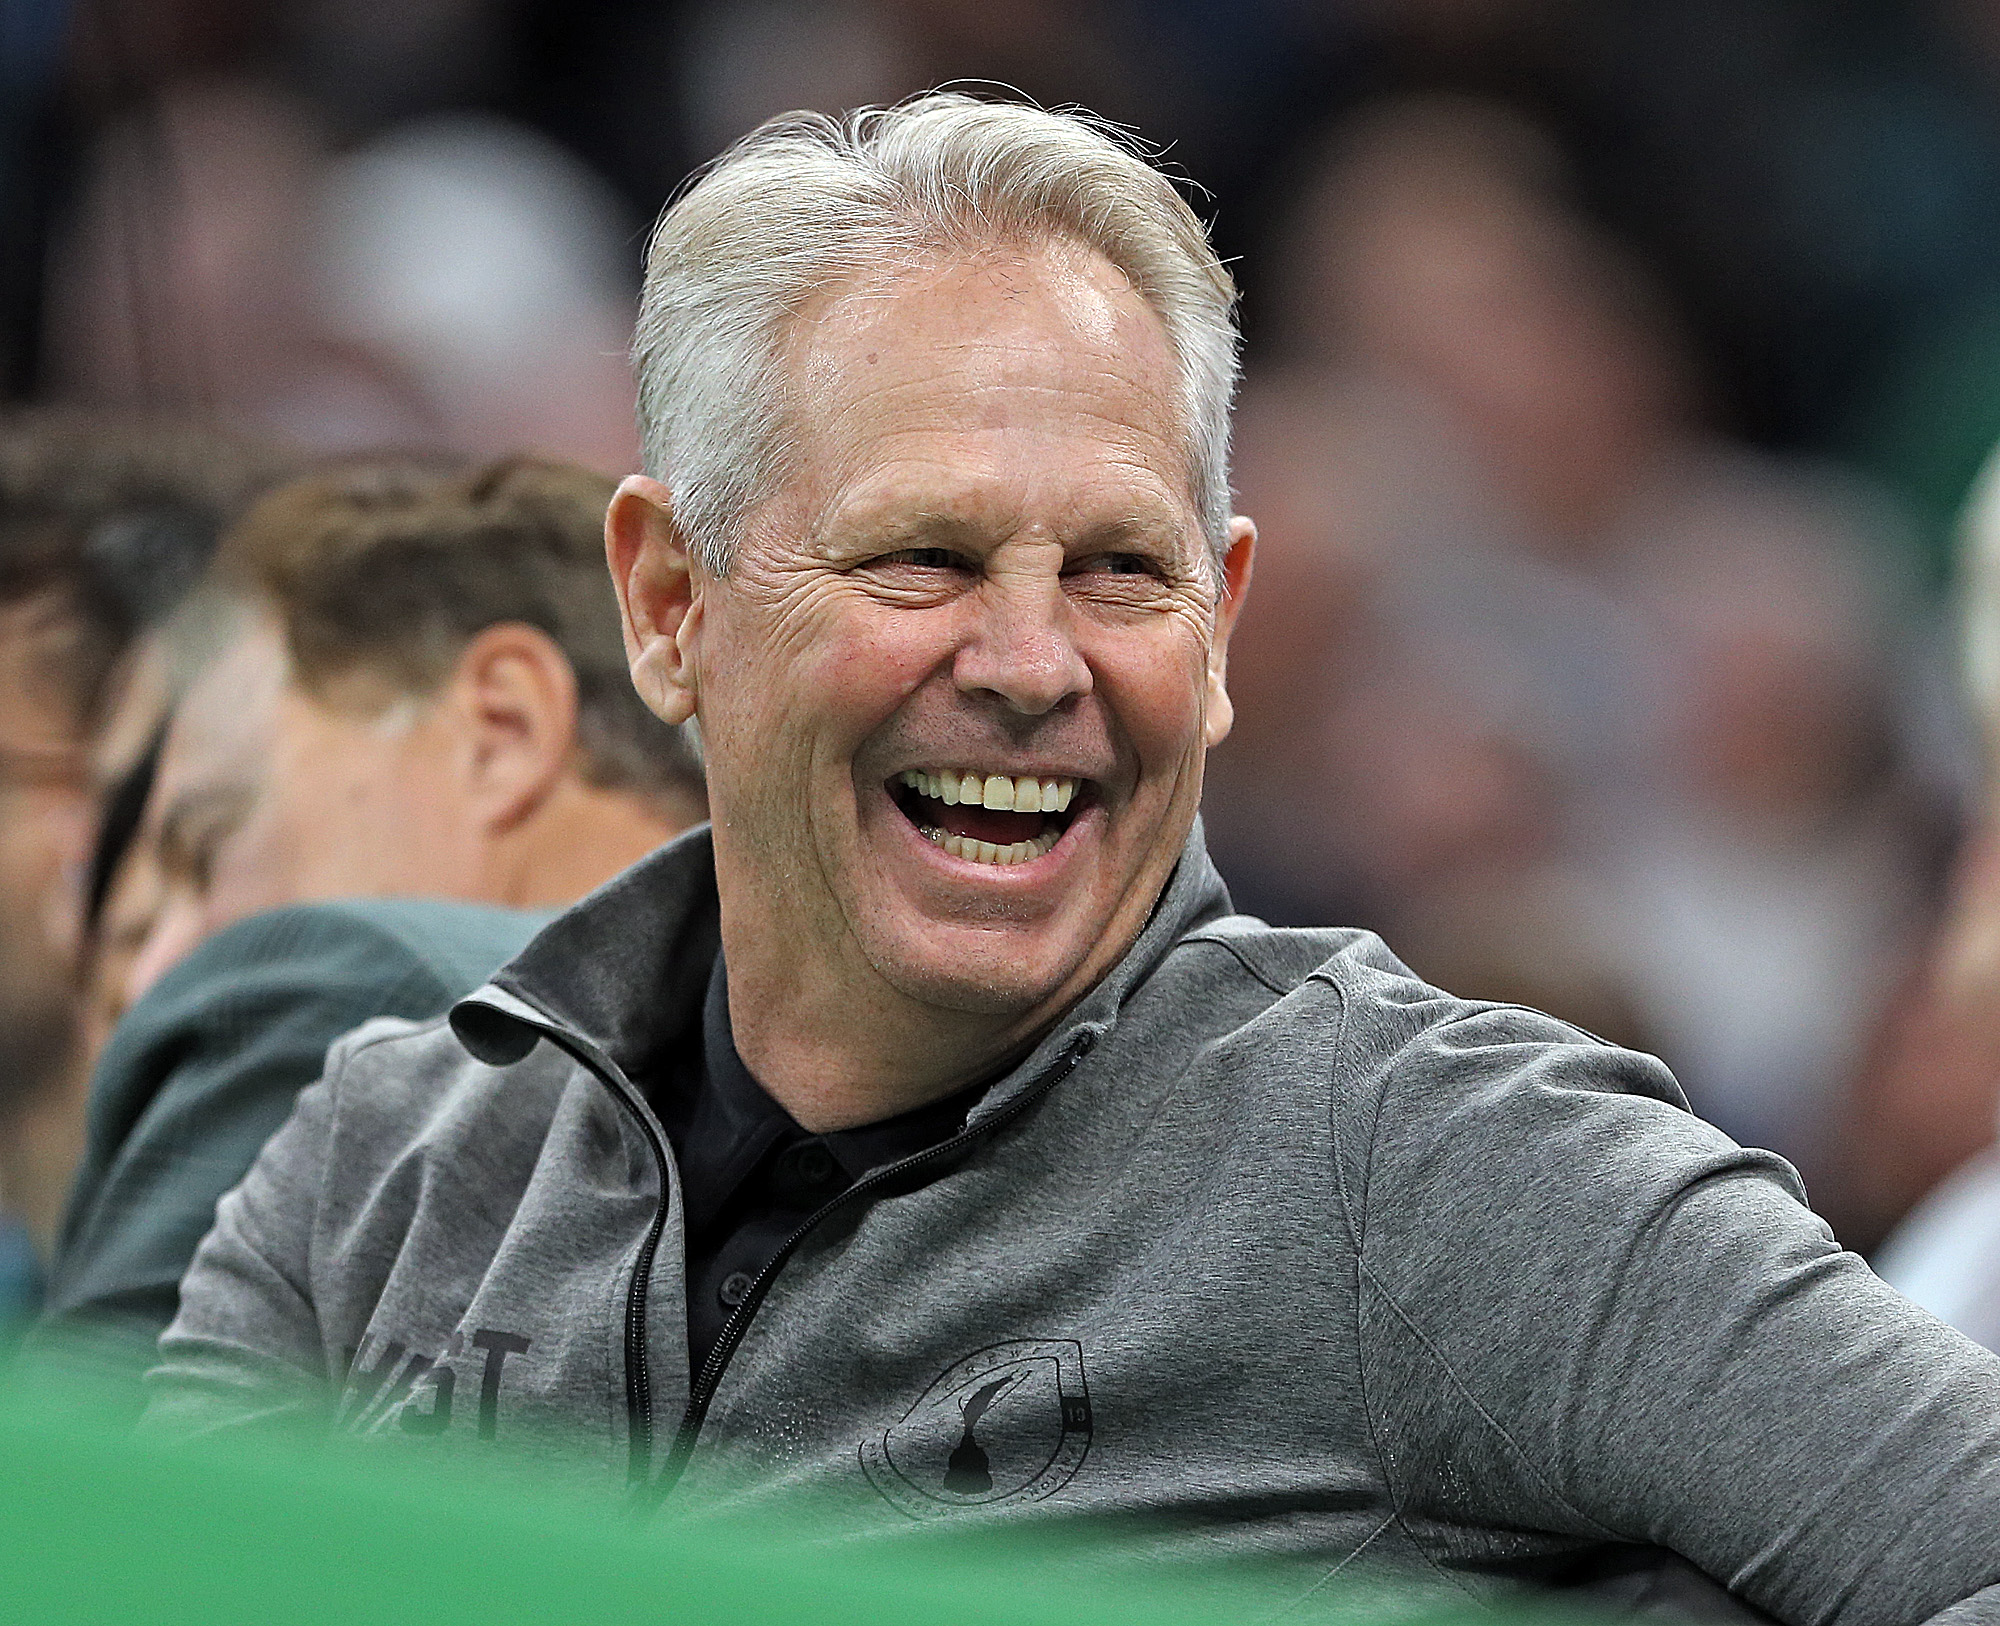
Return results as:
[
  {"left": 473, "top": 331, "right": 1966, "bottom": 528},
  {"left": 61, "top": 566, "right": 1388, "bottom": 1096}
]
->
[{"left": 861, "top": 1339, "right": 1093, "bottom": 1518}]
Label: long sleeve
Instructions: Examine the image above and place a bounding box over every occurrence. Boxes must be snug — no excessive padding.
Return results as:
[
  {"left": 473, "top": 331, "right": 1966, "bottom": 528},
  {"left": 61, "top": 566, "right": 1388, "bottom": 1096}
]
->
[
  {"left": 1351, "top": 999, "right": 2000, "bottom": 1623},
  {"left": 137, "top": 1071, "right": 341, "bottom": 1441}
]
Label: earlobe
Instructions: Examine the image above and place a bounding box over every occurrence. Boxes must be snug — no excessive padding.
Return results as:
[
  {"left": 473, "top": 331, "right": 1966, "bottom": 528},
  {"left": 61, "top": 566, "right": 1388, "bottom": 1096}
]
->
[
  {"left": 1204, "top": 517, "right": 1256, "bottom": 748},
  {"left": 606, "top": 476, "right": 700, "bottom": 727}
]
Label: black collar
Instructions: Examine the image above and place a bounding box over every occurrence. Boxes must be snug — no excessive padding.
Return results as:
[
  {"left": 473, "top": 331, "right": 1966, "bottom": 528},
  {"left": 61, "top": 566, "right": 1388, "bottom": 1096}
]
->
[{"left": 664, "top": 952, "right": 992, "bottom": 1239}]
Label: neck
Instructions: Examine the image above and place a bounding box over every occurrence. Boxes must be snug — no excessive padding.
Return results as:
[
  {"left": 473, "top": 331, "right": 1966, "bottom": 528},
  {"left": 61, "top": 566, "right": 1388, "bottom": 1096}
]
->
[
  {"left": 722, "top": 943, "right": 1042, "bottom": 1133},
  {"left": 705, "top": 822, "right": 1197, "bottom": 1136},
  {"left": 486, "top": 779, "right": 694, "bottom": 909},
  {"left": 713, "top": 864, "right": 1168, "bottom": 1135}
]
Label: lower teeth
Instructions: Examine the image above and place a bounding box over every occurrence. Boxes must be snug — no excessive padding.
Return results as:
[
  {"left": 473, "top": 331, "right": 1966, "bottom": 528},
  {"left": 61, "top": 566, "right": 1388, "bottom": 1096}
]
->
[{"left": 920, "top": 826, "right": 1060, "bottom": 865}]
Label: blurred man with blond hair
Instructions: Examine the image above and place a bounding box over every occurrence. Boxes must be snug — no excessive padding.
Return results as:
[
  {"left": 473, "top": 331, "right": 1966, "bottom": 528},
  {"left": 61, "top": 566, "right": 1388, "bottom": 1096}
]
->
[{"left": 35, "top": 456, "right": 702, "bottom": 1394}]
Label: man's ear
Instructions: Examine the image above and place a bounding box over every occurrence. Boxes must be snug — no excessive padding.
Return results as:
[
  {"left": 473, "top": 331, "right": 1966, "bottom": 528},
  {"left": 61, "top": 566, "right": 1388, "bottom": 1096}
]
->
[
  {"left": 1204, "top": 516, "right": 1257, "bottom": 748},
  {"left": 445, "top": 623, "right": 579, "bottom": 834},
  {"left": 607, "top": 475, "right": 700, "bottom": 727}
]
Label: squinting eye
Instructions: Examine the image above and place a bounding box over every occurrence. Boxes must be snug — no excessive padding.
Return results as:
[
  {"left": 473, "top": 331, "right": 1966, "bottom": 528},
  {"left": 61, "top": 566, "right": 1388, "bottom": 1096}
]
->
[
  {"left": 879, "top": 547, "right": 964, "bottom": 570},
  {"left": 1074, "top": 553, "right": 1158, "bottom": 577}
]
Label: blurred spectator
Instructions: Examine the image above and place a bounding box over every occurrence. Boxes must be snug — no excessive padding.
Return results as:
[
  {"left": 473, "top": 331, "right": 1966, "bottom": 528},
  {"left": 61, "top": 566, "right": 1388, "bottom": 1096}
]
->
[
  {"left": 0, "top": 409, "right": 290, "bottom": 1323},
  {"left": 128, "top": 455, "right": 703, "bottom": 994},
  {"left": 34, "top": 455, "right": 705, "bottom": 1394},
  {"left": 1596, "top": 470, "right": 1941, "bottom": 1194},
  {"left": 1210, "top": 94, "right": 1941, "bottom": 1194},
  {"left": 1864, "top": 446, "right": 2000, "bottom": 1285},
  {"left": 46, "top": 79, "right": 639, "bottom": 470}
]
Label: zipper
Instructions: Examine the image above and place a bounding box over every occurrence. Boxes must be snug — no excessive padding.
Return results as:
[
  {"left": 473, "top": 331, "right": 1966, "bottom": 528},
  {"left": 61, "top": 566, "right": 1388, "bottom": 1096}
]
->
[
  {"left": 637, "top": 1026, "right": 1098, "bottom": 1510},
  {"left": 496, "top": 1003, "right": 1095, "bottom": 1508},
  {"left": 516, "top": 1024, "right": 675, "bottom": 1489}
]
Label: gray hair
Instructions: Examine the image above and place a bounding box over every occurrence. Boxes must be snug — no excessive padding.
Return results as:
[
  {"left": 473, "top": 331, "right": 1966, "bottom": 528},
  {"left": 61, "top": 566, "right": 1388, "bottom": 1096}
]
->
[{"left": 632, "top": 93, "right": 1240, "bottom": 577}]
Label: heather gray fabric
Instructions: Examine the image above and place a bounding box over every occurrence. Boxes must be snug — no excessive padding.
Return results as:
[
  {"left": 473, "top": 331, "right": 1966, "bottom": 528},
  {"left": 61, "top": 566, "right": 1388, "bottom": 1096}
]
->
[
  {"left": 32, "top": 899, "right": 543, "bottom": 1409},
  {"left": 149, "top": 824, "right": 2000, "bottom": 1622}
]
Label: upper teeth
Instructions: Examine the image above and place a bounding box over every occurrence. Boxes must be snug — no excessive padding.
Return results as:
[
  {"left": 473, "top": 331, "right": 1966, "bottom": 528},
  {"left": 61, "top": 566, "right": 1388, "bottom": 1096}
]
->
[{"left": 896, "top": 770, "right": 1077, "bottom": 813}]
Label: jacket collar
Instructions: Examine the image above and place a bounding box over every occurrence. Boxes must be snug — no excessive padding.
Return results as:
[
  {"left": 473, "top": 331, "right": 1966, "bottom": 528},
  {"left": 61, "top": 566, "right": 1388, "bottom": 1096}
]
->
[{"left": 452, "top": 817, "right": 1233, "bottom": 1114}]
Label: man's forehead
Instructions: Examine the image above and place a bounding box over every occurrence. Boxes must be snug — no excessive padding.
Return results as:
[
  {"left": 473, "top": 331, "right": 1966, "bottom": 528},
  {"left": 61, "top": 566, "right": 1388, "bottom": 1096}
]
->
[
  {"left": 791, "top": 241, "right": 1172, "bottom": 388},
  {"left": 770, "top": 240, "right": 1197, "bottom": 539}
]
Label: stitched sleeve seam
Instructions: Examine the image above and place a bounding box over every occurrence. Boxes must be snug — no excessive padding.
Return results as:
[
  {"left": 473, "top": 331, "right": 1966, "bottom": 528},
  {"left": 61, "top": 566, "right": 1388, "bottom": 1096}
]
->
[
  {"left": 1358, "top": 1256, "right": 1620, "bottom": 1542},
  {"left": 1321, "top": 969, "right": 1469, "bottom": 1589}
]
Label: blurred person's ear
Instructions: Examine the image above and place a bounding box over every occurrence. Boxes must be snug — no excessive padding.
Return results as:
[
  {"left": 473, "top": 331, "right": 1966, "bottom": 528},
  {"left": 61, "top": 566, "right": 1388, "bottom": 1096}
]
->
[
  {"left": 440, "top": 624, "right": 581, "bottom": 835},
  {"left": 606, "top": 477, "right": 699, "bottom": 728},
  {"left": 1203, "top": 517, "right": 1258, "bottom": 749}
]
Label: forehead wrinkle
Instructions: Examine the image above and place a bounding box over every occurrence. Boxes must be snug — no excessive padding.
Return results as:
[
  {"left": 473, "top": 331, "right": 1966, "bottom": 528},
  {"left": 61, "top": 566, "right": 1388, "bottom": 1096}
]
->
[
  {"left": 801, "top": 335, "right": 1166, "bottom": 455},
  {"left": 790, "top": 244, "right": 1178, "bottom": 420},
  {"left": 766, "top": 243, "right": 1200, "bottom": 566},
  {"left": 804, "top": 384, "right": 1191, "bottom": 510}
]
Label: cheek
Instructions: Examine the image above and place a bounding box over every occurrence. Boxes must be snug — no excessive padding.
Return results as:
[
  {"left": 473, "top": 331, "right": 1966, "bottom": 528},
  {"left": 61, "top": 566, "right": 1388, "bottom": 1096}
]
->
[
  {"left": 704, "top": 595, "right": 946, "bottom": 752},
  {"left": 1099, "top": 632, "right": 1212, "bottom": 776}
]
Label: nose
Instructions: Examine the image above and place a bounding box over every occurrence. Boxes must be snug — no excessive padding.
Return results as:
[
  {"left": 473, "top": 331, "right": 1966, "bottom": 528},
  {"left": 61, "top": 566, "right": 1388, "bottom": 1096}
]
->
[{"left": 952, "top": 570, "right": 1091, "bottom": 717}]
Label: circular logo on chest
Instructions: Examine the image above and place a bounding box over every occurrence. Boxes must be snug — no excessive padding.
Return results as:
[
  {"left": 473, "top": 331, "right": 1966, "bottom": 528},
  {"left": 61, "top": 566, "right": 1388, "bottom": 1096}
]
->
[{"left": 861, "top": 1340, "right": 1093, "bottom": 1518}]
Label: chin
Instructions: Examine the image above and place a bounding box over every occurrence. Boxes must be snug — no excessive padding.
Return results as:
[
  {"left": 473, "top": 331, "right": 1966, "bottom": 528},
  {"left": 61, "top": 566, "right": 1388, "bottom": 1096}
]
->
[{"left": 868, "top": 933, "right": 1085, "bottom": 1019}]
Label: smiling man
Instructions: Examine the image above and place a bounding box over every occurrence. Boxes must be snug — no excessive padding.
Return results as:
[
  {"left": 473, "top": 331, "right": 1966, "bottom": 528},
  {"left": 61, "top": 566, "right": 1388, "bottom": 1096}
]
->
[
  {"left": 151, "top": 98, "right": 2000, "bottom": 1620},
  {"left": 612, "top": 230, "right": 1249, "bottom": 1136}
]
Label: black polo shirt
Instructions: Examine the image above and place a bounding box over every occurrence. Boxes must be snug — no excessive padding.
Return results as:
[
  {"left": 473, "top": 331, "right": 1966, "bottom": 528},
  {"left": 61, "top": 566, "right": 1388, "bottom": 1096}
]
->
[{"left": 650, "top": 956, "right": 986, "bottom": 1379}]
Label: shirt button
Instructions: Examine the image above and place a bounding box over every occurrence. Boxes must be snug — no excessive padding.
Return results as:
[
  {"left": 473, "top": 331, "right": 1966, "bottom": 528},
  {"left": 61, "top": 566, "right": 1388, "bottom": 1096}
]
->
[
  {"left": 718, "top": 1270, "right": 756, "bottom": 1309},
  {"left": 795, "top": 1144, "right": 835, "bottom": 1185}
]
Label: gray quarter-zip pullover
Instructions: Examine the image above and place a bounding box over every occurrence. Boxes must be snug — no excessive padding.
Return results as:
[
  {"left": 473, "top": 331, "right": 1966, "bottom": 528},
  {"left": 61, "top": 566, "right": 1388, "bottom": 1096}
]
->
[{"left": 148, "top": 825, "right": 2000, "bottom": 1622}]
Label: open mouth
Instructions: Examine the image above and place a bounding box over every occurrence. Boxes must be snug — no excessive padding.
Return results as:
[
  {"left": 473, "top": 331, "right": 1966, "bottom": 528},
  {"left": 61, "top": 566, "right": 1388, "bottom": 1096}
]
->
[{"left": 888, "top": 769, "right": 1086, "bottom": 866}]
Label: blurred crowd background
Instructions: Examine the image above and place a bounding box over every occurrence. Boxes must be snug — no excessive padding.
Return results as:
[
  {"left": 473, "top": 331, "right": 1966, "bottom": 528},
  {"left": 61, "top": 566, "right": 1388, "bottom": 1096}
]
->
[{"left": 11, "top": 0, "right": 2000, "bottom": 1315}]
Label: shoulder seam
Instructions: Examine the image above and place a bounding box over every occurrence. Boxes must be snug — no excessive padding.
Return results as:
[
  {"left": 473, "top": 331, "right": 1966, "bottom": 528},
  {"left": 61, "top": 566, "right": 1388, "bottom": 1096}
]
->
[
  {"left": 1433, "top": 997, "right": 1619, "bottom": 1052},
  {"left": 1314, "top": 969, "right": 1363, "bottom": 1256},
  {"left": 1357, "top": 1257, "right": 1620, "bottom": 1543},
  {"left": 1309, "top": 969, "right": 1372, "bottom": 1259},
  {"left": 1177, "top": 931, "right": 1308, "bottom": 997}
]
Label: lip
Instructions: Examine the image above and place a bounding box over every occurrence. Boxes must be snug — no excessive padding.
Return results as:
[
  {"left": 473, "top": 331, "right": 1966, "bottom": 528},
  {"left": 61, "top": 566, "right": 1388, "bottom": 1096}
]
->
[
  {"left": 871, "top": 773, "right": 1102, "bottom": 886},
  {"left": 884, "top": 764, "right": 1096, "bottom": 791}
]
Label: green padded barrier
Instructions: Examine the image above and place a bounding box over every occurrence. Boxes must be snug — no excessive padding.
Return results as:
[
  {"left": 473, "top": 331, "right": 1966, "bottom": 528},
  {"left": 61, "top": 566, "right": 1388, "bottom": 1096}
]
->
[{"left": 0, "top": 1372, "right": 1526, "bottom": 1626}]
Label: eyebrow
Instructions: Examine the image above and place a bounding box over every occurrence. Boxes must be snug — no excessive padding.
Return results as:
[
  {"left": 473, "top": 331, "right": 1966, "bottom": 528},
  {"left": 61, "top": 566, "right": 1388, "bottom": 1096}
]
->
[
  {"left": 816, "top": 510, "right": 986, "bottom": 558},
  {"left": 821, "top": 506, "right": 1193, "bottom": 562},
  {"left": 1071, "top": 514, "right": 1187, "bottom": 553}
]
